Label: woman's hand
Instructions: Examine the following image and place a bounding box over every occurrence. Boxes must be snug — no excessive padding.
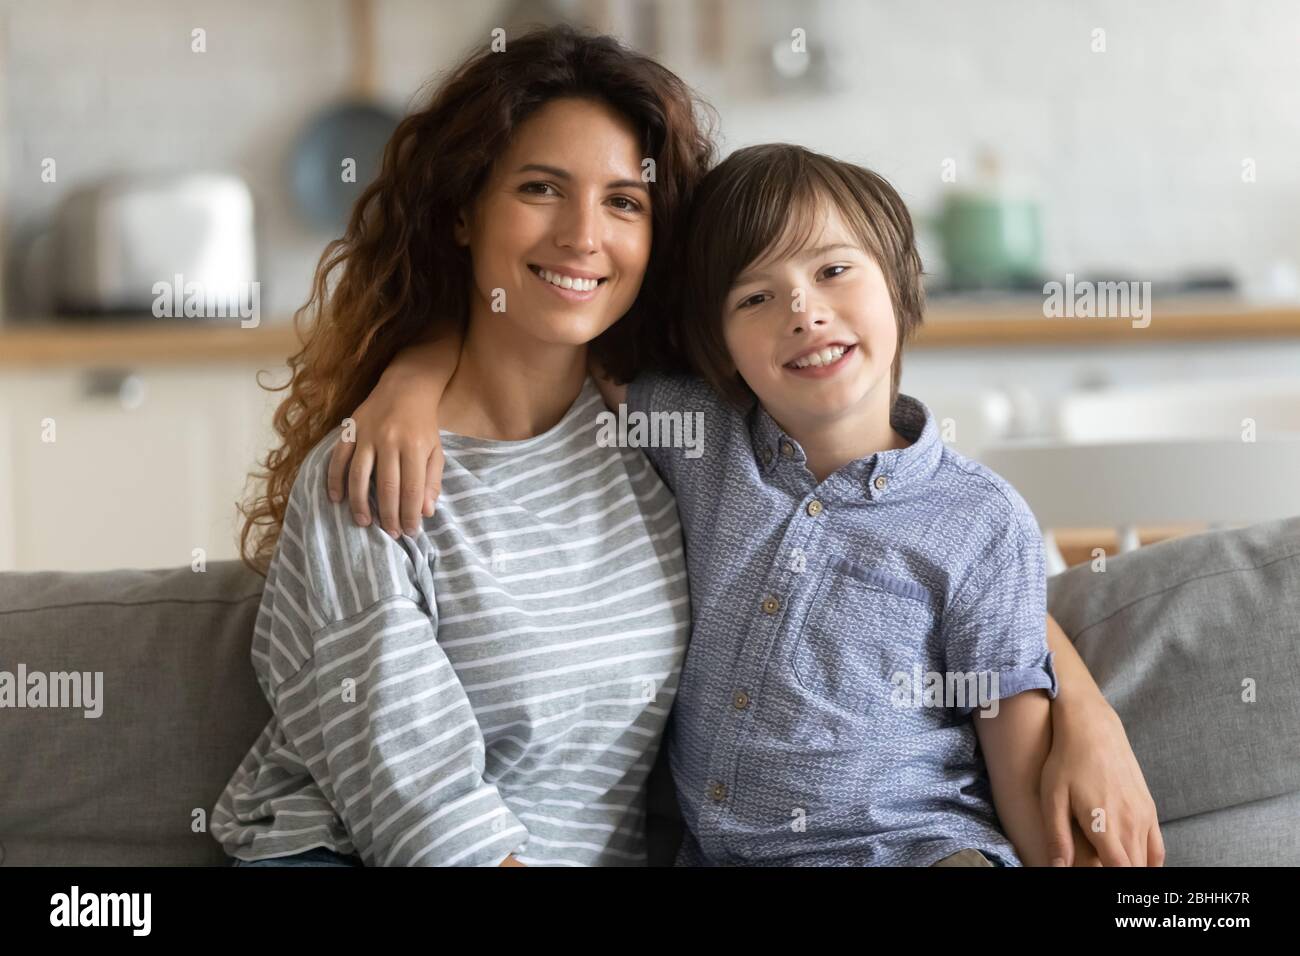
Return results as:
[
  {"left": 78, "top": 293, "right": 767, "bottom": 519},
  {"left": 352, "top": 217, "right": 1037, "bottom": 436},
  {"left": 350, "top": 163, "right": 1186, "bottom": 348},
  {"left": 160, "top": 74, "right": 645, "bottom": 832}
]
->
[
  {"left": 1040, "top": 613, "right": 1165, "bottom": 866},
  {"left": 327, "top": 338, "right": 460, "bottom": 536},
  {"left": 1040, "top": 698, "right": 1166, "bottom": 867},
  {"left": 1069, "top": 821, "right": 1103, "bottom": 866}
]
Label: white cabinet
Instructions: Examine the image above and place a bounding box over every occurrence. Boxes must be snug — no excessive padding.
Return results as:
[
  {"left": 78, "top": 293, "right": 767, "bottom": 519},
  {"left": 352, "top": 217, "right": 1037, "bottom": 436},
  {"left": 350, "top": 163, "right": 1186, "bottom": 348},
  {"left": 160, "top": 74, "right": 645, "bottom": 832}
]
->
[{"left": 0, "top": 362, "right": 287, "bottom": 571}]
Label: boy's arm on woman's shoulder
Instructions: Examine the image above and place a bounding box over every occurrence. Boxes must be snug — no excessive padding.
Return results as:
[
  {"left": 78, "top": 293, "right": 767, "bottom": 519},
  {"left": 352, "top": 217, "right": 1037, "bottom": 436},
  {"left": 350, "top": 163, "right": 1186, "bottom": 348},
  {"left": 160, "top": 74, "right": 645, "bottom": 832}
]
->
[
  {"left": 598, "top": 366, "right": 739, "bottom": 496},
  {"left": 327, "top": 328, "right": 462, "bottom": 535},
  {"left": 592, "top": 358, "right": 732, "bottom": 422}
]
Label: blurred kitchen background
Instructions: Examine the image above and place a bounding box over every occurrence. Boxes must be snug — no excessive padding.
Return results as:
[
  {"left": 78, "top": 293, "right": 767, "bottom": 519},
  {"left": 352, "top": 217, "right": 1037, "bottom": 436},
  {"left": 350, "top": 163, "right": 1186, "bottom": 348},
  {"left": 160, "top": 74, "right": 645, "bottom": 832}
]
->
[{"left": 1, "top": 0, "right": 1298, "bottom": 572}]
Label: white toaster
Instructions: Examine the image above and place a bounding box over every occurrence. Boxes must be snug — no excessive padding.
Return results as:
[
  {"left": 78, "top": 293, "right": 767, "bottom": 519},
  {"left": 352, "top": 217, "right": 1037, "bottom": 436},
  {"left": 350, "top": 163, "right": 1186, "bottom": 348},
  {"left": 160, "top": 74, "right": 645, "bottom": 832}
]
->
[{"left": 53, "top": 172, "right": 257, "bottom": 315}]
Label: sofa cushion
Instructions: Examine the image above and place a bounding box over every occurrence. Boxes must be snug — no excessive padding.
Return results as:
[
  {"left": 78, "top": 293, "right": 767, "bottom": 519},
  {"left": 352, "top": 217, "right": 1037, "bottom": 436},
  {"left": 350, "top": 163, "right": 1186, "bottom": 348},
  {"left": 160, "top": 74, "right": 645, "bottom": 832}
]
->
[
  {"left": 1158, "top": 790, "right": 1300, "bottom": 866},
  {"left": 0, "top": 561, "right": 269, "bottom": 866},
  {"left": 1046, "top": 516, "right": 1300, "bottom": 864}
]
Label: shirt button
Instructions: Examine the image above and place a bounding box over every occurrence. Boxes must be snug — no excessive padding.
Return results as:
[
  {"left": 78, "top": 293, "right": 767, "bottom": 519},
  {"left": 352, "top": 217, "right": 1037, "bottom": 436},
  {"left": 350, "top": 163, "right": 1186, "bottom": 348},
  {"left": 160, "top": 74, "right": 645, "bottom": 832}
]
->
[
  {"left": 733, "top": 690, "right": 750, "bottom": 710},
  {"left": 709, "top": 782, "right": 727, "bottom": 803},
  {"left": 780, "top": 441, "right": 795, "bottom": 459},
  {"left": 806, "top": 499, "right": 824, "bottom": 517},
  {"left": 874, "top": 475, "right": 889, "bottom": 491},
  {"left": 761, "top": 596, "right": 780, "bottom": 614}
]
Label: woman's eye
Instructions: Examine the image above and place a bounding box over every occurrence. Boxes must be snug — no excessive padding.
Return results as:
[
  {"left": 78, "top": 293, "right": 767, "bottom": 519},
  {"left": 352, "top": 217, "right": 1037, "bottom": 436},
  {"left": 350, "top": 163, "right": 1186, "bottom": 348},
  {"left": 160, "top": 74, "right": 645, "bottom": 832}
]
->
[
  {"left": 609, "top": 195, "right": 643, "bottom": 212},
  {"left": 736, "top": 293, "right": 767, "bottom": 310},
  {"left": 821, "top": 264, "right": 849, "bottom": 280},
  {"left": 520, "top": 181, "right": 558, "bottom": 196}
]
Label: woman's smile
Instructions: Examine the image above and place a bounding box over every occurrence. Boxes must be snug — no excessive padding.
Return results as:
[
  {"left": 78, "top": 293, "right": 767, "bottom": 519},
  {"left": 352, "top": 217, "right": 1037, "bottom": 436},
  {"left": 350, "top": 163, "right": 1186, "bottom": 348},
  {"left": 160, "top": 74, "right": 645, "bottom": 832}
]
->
[{"left": 527, "top": 263, "right": 608, "bottom": 301}]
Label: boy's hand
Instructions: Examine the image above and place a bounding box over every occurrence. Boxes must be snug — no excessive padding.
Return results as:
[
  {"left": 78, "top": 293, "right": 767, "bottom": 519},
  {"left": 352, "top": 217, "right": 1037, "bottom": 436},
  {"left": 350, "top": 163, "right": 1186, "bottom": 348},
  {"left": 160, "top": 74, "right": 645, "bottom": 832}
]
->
[{"left": 327, "top": 340, "right": 457, "bottom": 536}]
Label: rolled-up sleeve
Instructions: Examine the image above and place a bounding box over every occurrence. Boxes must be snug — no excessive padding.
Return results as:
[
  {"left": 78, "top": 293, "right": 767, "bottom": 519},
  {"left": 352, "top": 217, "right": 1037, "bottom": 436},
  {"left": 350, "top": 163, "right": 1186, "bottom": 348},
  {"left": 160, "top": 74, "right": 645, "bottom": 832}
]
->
[{"left": 941, "top": 519, "right": 1057, "bottom": 717}]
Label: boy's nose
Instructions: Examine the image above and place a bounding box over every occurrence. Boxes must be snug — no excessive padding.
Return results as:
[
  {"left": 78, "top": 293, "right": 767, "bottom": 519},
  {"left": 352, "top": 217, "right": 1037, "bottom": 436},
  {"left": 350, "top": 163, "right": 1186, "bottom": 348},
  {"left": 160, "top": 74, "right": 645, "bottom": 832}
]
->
[{"left": 789, "top": 310, "right": 831, "bottom": 335}]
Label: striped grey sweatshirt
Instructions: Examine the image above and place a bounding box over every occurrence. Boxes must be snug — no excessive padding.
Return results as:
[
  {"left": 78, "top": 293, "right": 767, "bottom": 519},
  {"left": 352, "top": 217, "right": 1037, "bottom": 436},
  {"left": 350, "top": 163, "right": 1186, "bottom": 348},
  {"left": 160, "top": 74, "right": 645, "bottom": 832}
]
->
[{"left": 211, "top": 377, "right": 690, "bottom": 866}]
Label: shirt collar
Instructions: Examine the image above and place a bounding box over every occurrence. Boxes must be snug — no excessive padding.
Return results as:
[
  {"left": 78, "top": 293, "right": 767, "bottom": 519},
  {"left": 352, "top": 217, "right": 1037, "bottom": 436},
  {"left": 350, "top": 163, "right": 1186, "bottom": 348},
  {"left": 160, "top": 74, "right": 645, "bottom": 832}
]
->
[{"left": 749, "top": 393, "right": 943, "bottom": 501}]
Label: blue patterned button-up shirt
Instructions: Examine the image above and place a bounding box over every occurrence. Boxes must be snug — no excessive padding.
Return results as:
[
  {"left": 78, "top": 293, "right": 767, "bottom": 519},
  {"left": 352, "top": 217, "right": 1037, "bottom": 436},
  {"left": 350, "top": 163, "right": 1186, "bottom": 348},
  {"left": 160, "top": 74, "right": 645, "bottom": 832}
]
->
[{"left": 625, "top": 372, "right": 1057, "bottom": 866}]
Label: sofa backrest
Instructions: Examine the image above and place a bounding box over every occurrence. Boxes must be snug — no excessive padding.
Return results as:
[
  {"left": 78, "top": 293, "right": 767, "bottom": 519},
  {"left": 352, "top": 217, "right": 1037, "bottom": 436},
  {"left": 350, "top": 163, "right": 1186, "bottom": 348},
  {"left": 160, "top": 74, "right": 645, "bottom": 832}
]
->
[
  {"left": 0, "top": 561, "right": 269, "bottom": 865},
  {"left": 1046, "top": 516, "right": 1300, "bottom": 865}
]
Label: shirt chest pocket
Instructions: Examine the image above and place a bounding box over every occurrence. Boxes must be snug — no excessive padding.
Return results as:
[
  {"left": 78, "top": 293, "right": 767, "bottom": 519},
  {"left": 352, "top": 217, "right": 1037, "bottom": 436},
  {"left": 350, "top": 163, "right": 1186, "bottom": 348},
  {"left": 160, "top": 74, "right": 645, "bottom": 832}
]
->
[{"left": 790, "top": 557, "right": 938, "bottom": 715}]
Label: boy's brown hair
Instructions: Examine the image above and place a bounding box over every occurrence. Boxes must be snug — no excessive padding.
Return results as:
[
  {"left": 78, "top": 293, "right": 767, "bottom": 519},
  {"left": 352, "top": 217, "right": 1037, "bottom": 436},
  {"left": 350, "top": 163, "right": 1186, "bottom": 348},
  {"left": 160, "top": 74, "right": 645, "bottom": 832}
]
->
[{"left": 675, "top": 144, "right": 925, "bottom": 409}]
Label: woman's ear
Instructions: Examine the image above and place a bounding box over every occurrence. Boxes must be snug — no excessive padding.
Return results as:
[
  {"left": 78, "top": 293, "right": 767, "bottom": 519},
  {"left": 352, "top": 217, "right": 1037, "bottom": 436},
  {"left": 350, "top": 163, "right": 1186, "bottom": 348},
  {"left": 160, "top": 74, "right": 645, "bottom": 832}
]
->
[{"left": 453, "top": 208, "right": 471, "bottom": 247}]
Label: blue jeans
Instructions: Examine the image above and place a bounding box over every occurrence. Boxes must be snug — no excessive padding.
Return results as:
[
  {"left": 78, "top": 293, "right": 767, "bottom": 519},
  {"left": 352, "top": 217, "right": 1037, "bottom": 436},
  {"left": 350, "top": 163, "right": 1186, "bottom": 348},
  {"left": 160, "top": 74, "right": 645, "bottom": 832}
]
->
[{"left": 231, "top": 846, "right": 363, "bottom": 867}]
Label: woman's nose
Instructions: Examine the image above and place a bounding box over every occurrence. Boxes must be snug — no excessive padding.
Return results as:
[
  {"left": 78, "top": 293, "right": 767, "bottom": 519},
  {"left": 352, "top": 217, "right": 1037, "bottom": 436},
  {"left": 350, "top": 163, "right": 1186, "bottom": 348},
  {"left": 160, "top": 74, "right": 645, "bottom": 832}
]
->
[{"left": 554, "top": 199, "right": 600, "bottom": 254}]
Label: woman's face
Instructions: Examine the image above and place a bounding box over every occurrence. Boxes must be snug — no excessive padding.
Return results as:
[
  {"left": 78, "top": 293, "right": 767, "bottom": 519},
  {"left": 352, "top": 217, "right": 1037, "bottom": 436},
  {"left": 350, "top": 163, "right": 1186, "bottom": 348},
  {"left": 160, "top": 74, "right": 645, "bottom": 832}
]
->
[{"left": 456, "top": 96, "right": 653, "bottom": 348}]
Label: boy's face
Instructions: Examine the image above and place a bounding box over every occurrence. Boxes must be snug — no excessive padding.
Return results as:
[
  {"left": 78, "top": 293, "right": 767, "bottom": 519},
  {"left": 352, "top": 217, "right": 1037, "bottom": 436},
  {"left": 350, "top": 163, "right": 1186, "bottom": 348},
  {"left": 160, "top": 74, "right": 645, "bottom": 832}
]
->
[{"left": 721, "top": 204, "right": 899, "bottom": 434}]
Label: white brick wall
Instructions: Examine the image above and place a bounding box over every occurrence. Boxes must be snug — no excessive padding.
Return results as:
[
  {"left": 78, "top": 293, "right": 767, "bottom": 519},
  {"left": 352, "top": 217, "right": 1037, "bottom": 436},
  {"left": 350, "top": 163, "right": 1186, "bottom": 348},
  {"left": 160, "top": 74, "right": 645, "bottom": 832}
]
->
[
  {"left": 692, "top": 0, "right": 1300, "bottom": 288},
  {"left": 4, "top": 0, "right": 1298, "bottom": 320}
]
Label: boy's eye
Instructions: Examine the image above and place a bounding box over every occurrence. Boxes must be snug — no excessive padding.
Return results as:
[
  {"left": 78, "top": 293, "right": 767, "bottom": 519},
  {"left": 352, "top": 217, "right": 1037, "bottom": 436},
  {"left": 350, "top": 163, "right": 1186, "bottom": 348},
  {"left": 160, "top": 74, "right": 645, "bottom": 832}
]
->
[
  {"left": 736, "top": 292, "right": 768, "bottom": 310},
  {"left": 821, "top": 264, "right": 850, "bottom": 279}
]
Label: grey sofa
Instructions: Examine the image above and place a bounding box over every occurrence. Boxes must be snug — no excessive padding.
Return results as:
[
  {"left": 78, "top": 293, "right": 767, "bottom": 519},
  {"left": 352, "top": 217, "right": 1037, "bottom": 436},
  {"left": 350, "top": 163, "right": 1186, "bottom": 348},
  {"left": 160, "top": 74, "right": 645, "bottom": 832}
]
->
[{"left": 2, "top": 518, "right": 1297, "bottom": 866}]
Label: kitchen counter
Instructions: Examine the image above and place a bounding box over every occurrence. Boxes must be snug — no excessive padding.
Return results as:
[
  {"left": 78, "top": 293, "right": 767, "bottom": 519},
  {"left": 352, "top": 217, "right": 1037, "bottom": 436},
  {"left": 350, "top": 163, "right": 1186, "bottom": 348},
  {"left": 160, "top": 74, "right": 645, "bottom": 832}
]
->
[{"left": 2, "top": 298, "right": 1300, "bottom": 366}]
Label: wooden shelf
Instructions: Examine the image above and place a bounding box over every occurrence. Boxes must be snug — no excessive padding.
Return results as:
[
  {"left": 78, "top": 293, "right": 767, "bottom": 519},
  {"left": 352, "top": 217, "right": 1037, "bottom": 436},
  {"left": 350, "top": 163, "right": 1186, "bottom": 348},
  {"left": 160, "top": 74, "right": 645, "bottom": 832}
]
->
[
  {"left": 1053, "top": 524, "right": 1204, "bottom": 568},
  {"left": 0, "top": 319, "right": 303, "bottom": 367},
  {"left": 913, "top": 298, "right": 1300, "bottom": 348},
  {"left": 2, "top": 298, "right": 1298, "bottom": 366}
]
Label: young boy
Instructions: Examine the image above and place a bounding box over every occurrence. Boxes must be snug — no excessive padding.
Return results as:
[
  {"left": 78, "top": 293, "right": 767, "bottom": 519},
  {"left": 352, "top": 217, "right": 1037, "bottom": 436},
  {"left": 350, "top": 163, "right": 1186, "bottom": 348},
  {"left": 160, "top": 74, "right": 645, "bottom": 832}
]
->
[
  {"left": 603, "top": 144, "right": 1057, "bottom": 865},
  {"left": 332, "top": 143, "right": 1059, "bottom": 866}
]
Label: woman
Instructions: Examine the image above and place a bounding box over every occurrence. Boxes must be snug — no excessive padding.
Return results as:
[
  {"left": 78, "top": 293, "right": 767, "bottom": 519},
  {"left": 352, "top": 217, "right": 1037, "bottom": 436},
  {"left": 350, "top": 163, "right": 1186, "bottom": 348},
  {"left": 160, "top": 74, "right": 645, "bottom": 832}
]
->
[{"left": 215, "top": 26, "right": 1162, "bottom": 866}]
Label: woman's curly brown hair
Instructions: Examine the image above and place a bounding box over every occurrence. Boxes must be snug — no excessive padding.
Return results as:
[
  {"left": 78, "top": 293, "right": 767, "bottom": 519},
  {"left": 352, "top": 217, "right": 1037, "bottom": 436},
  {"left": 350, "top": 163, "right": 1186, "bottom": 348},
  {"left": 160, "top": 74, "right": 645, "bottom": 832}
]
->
[{"left": 239, "top": 25, "right": 715, "bottom": 575}]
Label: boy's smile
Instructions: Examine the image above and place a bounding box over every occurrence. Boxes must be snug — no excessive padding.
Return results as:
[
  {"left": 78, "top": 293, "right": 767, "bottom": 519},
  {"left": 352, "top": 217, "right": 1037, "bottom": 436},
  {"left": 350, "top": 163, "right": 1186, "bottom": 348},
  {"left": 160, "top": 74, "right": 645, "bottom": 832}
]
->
[{"left": 782, "top": 340, "right": 858, "bottom": 376}]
